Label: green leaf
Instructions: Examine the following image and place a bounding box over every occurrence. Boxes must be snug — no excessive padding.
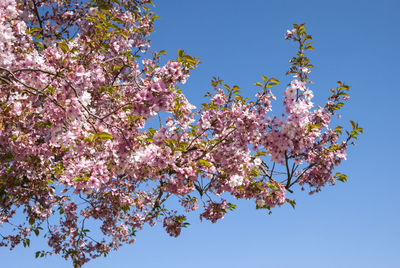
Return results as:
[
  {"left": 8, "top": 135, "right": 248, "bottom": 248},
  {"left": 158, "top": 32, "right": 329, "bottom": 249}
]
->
[
  {"left": 97, "top": 11, "right": 107, "bottom": 21},
  {"left": 197, "top": 159, "right": 212, "bottom": 167},
  {"left": 256, "top": 151, "right": 266, "bottom": 157},
  {"left": 164, "top": 139, "right": 177, "bottom": 148},
  {"left": 57, "top": 42, "right": 69, "bottom": 53},
  {"left": 250, "top": 168, "right": 260, "bottom": 177},
  {"left": 329, "top": 144, "right": 341, "bottom": 151},
  {"left": 335, "top": 172, "right": 348, "bottom": 182},
  {"left": 178, "top": 49, "right": 184, "bottom": 58},
  {"left": 268, "top": 78, "right": 280, "bottom": 84},
  {"left": 95, "top": 132, "right": 113, "bottom": 140},
  {"left": 147, "top": 128, "right": 156, "bottom": 136},
  {"left": 253, "top": 82, "right": 263, "bottom": 87},
  {"left": 29, "top": 27, "right": 42, "bottom": 34},
  {"left": 223, "top": 84, "right": 230, "bottom": 91},
  {"left": 119, "top": 31, "right": 129, "bottom": 38},
  {"left": 85, "top": 134, "right": 96, "bottom": 142},
  {"left": 176, "top": 142, "right": 189, "bottom": 151},
  {"left": 72, "top": 176, "right": 83, "bottom": 182},
  {"left": 227, "top": 202, "right": 237, "bottom": 211},
  {"left": 112, "top": 17, "right": 124, "bottom": 23},
  {"left": 286, "top": 198, "right": 296, "bottom": 209},
  {"left": 355, "top": 127, "right": 364, "bottom": 133},
  {"left": 334, "top": 126, "right": 343, "bottom": 134}
]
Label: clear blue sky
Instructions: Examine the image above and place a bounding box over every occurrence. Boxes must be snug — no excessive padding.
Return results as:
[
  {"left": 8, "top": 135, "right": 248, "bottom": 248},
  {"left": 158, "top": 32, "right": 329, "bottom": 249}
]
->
[{"left": 2, "top": 0, "right": 400, "bottom": 267}]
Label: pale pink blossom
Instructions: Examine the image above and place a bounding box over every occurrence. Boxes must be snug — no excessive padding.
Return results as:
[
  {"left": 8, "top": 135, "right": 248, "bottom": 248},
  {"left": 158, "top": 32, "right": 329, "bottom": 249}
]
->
[
  {"left": 229, "top": 174, "right": 244, "bottom": 187},
  {"left": 285, "top": 86, "right": 297, "bottom": 99}
]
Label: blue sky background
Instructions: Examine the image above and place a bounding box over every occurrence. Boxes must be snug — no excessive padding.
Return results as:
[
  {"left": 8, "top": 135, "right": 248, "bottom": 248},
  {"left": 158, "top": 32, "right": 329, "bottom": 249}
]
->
[{"left": 2, "top": 0, "right": 400, "bottom": 267}]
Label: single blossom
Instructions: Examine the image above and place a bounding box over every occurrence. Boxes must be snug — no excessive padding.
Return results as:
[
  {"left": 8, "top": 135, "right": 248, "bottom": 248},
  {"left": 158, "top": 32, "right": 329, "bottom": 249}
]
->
[
  {"left": 285, "top": 29, "right": 296, "bottom": 39},
  {"left": 229, "top": 174, "right": 244, "bottom": 188},
  {"left": 254, "top": 157, "right": 262, "bottom": 166},
  {"left": 285, "top": 86, "right": 297, "bottom": 99}
]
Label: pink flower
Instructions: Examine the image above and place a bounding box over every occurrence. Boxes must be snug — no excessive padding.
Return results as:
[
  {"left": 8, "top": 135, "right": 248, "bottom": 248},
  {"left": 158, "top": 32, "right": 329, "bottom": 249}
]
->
[
  {"left": 291, "top": 79, "right": 306, "bottom": 91},
  {"left": 80, "top": 91, "right": 92, "bottom": 106},
  {"left": 301, "top": 67, "right": 310, "bottom": 74},
  {"left": 256, "top": 199, "right": 266, "bottom": 207},
  {"left": 88, "top": 7, "right": 98, "bottom": 16},
  {"left": 254, "top": 157, "right": 262, "bottom": 166},
  {"left": 285, "top": 29, "right": 296, "bottom": 39},
  {"left": 285, "top": 86, "right": 297, "bottom": 99},
  {"left": 87, "top": 177, "right": 101, "bottom": 189},
  {"left": 150, "top": 80, "right": 166, "bottom": 93},
  {"left": 229, "top": 174, "right": 244, "bottom": 187},
  {"left": 12, "top": 102, "right": 22, "bottom": 116},
  {"left": 212, "top": 93, "right": 226, "bottom": 106},
  {"left": 303, "top": 89, "right": 314, "bottom": 100}
]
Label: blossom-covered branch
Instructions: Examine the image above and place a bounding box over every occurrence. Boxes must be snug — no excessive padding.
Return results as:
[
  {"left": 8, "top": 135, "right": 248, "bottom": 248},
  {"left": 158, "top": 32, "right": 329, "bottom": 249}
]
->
[{"left": 0, "top": 0, "right": 362, "bottom": 267}]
